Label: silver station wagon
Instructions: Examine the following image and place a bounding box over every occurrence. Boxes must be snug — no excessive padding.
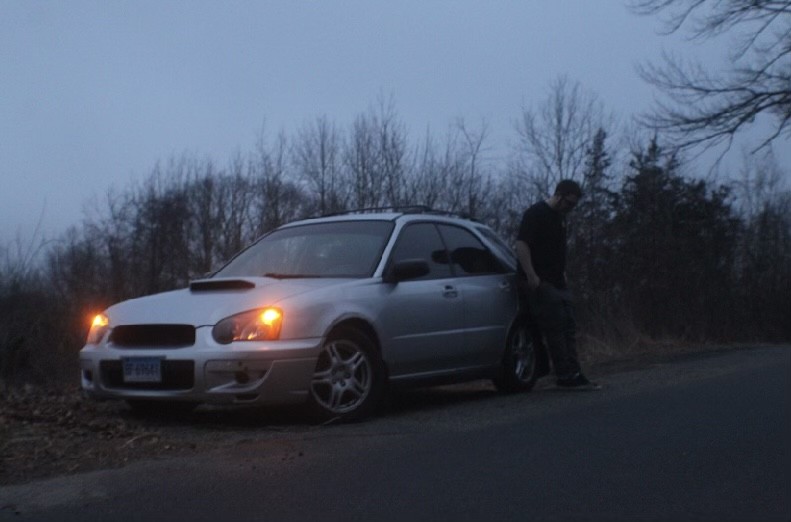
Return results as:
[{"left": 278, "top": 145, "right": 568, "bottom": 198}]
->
[{"left": 80, "top": 208, "right": 540, "bottom": 420}]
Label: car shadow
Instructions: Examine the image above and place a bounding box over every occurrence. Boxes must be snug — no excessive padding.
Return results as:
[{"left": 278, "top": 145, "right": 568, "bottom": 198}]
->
[
  {"left": 381, "top": 380, "right": 500, "bottom": 417},
  {"left": 119, "top": 403, "right": 316, "bottom": 430},
  {"left": 116, "top": 380, "right": 510, "bottom": 429}
]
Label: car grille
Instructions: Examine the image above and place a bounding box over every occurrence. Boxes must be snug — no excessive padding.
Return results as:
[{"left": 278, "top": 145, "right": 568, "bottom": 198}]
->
[
  {"left": 109, "top": 324, "right": 196, "bottom": 348},
  {"left": 100, "top": 360, "right": 195, "bottom": 391}
]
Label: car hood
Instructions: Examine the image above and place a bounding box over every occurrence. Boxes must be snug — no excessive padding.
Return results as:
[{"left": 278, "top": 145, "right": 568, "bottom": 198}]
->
[{"left": 105, "top": 277, "right": 350, "bottom": 326}]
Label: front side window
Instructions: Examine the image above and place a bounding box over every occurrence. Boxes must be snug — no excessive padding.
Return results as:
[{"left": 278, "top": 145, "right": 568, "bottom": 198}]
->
[
  {"left": 215, "top": 221, "right": 394, "bottom": 278},
  {"left": 388, "top": 223, "right": 452, "bottom": 280}
]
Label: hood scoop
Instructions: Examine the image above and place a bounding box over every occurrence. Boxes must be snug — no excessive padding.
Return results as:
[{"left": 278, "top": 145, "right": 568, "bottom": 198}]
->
[{"left": 189, "top": 279, "right": 256, "bottom": 292}]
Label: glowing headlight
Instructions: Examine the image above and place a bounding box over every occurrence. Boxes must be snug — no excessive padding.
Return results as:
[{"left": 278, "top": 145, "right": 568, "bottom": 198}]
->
[
  {"left": 86, "top": 313, "right": 110, "bottom": 344},
  {"left": 212, "top": 308, "right": 283, "bottom": 344}
]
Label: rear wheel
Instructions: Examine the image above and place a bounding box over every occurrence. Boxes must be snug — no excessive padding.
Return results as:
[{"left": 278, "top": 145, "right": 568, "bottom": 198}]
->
[
  {"left": 308, "top": 326, "right": 384, "bottom": 422},
  {"left": 493, "top": 320, "right": 538, "bottom": 393}
]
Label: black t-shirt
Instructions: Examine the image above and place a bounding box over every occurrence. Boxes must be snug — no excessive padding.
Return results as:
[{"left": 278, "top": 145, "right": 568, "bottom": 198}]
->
[{"left": 517, "top": 200, "right": 567, "bottom": 289}]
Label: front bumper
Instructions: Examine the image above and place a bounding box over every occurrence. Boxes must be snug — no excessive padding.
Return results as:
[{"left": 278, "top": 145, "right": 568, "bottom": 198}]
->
[{"left": 79, "top": 334, "right": 322, "bottom": 406}]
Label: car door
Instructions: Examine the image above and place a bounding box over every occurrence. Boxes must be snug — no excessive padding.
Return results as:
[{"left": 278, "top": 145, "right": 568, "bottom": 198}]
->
[
  {"left": 438, "top": 224, "right": 518, "bottom": 367},
  {"left": 378, "top": 222, "right": 466, "bottom": 377}
]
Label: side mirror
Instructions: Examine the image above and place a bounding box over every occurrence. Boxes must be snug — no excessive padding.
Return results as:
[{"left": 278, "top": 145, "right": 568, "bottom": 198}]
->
[{"left": 383, "top": 259, "right": 430, "bottom": 284}]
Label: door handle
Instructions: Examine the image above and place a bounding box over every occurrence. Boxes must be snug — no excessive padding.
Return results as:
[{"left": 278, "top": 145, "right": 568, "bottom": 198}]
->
[
  {"left": 443, "top": 285, "right": 458, "bottom": 298},
  {"left": 499, "top": 281, "right": 511, "bottom": 292}
]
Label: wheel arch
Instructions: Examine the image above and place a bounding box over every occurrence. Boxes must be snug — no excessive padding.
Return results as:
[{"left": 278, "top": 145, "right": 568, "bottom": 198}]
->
[{"left": 325, "top": 317, "right": 388, "bottom": 379}]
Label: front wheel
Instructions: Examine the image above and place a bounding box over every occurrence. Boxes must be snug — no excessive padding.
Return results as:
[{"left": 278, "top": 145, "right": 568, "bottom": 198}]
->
[
  {"left": 308, "top": 327, "right": 384, "bottom": 422},
  {"left": 493, "top": 320, "right": 538, "bottom": 393}
]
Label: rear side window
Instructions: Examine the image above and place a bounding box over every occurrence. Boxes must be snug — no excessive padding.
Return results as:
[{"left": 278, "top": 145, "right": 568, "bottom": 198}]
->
[
  {"left": 388, "top": 223, "right": 452, "bottom": 280},
  {"left": 438, "top": 224, "right": 507, "bottom": 276},
  {"left": 476, "top": 225, "right": 517, "bottom": 268}
]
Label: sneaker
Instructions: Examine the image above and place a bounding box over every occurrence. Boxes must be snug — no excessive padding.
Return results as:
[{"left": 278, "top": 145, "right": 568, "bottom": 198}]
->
[{"left": 556, "top": 373, "right": 602, "bottom": 390}]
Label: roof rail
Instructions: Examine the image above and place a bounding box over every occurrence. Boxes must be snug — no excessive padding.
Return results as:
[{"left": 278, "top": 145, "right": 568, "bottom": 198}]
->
[{"left": 321, "top": 206, "right": 476, "bottom": 220}]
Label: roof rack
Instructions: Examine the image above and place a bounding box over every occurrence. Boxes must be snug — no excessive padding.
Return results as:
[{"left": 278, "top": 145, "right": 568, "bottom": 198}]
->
[
  {"left": 321, "top": 206, "right": 476, "bottom": 220},
  {"left": 324, "top": 205, "right": 427, "bottom": 216}
]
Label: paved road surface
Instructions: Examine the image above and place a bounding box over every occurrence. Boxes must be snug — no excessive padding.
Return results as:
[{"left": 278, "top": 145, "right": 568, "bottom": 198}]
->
[{"left": 1, "top": 345, "right": 788, "bottom": 521}]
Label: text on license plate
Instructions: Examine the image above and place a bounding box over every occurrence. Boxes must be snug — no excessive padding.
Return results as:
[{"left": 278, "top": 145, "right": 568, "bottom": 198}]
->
[{"left": 122, "top": 357, "right": 163, "bottom": 383}]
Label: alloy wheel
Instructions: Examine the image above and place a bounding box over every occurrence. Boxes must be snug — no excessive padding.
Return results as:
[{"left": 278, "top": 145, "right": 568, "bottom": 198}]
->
[
  {"left": 311, "top": 338, "right": 373, "bottom": 414},
  {"left": 510, "top": 325, "right": 535, "bottom": 383}
]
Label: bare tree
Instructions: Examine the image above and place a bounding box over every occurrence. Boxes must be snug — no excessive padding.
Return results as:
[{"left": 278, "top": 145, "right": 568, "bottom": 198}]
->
[
  {"left": 185, "top": 159, "right": 222, "bottom": 276},
  {"left": 405, "top": 129, "right": 446, "bottom": 209},
  {"left": 513, "top": 76, "right": 609, "bottom": 195},
  {"left": 131, "top": 162, "right": 193, "bottom": 293},
  {"left": 97, "top": 188, "right": 136, "bottom": 300},
  {"left": 293, "top": 116, "right": 345, "bottom": 215},
  {"left": 733, "top": 148, "right": 789, "bottom": 216},
  {"left": 346, "top": 112, "right": 383, "bottom": 209},
  {"left": 377, "top": 101, "right": 410, "bottom": 207},
  {"left": 217, "top": 154, "right": 256, "bottom": 261},
  {"left": 731, "top": 151, "right": 791, "bottom": 339},
  {"left": 631, "top": 0, "right": 791, "bottom": 153},
  {"left": 444, "top": 119, "right": 494, "bottom": 218},
  {"left": 344, "top": 99, "right": 410, "bottom": 209}
]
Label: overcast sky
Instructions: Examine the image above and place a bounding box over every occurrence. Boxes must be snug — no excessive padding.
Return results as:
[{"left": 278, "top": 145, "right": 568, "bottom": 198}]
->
[{"left": 1, "top": 1, "right": 787, "bottom": 244}]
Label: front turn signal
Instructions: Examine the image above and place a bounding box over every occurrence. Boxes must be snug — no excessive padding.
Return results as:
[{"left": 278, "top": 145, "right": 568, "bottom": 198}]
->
[{"left": 86, "top": 313, "right": 110, "bottom": 344}]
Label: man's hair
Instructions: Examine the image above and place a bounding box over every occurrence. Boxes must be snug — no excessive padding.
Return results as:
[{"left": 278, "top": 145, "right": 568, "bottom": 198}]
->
[{"left": 554, "top": 179, "right": 583, "bottom": 199}]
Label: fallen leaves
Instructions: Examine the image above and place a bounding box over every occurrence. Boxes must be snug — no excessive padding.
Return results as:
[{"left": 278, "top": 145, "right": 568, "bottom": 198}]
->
[{"left": 0, "top": 386, "right": 194, "bottom": 486}]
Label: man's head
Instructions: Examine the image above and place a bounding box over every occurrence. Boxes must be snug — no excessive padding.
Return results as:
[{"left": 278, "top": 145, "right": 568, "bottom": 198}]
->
[{"left": 549, "top": 179, "right": 582, "bottom": 214}]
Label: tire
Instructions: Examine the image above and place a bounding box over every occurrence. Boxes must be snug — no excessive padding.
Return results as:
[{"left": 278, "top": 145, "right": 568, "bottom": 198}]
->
[
  {"left": 493, "top": 319, "right": 538, "bottom": 393},
  {"left": 308, "top": 326, "right": 384, "bottom": 422}
]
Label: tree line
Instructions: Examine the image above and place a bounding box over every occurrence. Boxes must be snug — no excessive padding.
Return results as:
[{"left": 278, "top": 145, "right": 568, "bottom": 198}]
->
[{"left": 1, "top": 85, "right": 789, "bottom": 388}]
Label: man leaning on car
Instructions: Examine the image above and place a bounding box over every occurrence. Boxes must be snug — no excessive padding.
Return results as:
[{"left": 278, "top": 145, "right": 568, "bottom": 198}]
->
[{"left": 516, "top": 179, "right": 601, "bottom": 391}]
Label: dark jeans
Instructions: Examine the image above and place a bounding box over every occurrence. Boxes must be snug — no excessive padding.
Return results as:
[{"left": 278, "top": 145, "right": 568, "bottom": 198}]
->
[{"left": 527, "top": 282, "right": 581, "bottom": 380}]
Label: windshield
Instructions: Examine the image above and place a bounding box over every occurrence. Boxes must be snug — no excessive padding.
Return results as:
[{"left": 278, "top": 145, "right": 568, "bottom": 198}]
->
[{"left": 215, "top": 220, "right": 394, "bottom": 279}]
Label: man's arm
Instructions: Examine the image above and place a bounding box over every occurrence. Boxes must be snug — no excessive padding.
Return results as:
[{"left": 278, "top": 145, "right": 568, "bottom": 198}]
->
[{"left": 516, "top": 240, "right": 540, "bottom": 289}]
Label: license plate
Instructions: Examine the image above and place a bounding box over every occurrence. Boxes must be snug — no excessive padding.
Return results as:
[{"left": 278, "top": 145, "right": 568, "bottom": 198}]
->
[{"left": 122, "top": 357, "right": 163, "bottom": 383}]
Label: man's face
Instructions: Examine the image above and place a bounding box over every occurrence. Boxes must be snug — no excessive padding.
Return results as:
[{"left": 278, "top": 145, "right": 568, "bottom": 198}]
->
[{"left": 557, "top": 193, "right": 579, "bottom": 214}]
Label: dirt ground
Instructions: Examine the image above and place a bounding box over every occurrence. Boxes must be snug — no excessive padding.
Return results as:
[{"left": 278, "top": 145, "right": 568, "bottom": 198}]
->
[
  {"left": 0, "top": 388, "right": 200, "bottom": 486},
  {"left": 0, "top": 342, "right": 761, "bottom": 488}
]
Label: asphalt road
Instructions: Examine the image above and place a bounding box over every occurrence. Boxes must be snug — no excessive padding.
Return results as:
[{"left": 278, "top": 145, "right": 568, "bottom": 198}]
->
[{"left": 1, "top": 345, "right": 789, "bottom": 521}]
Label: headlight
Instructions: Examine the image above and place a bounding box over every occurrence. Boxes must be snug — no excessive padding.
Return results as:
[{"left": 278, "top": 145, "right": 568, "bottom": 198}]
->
[
  {"left": 86, "top": 313, "right": 110, "bottom": 344},
  {"left": 212, "top": 308, "right": 282, "bottom": 344}
]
